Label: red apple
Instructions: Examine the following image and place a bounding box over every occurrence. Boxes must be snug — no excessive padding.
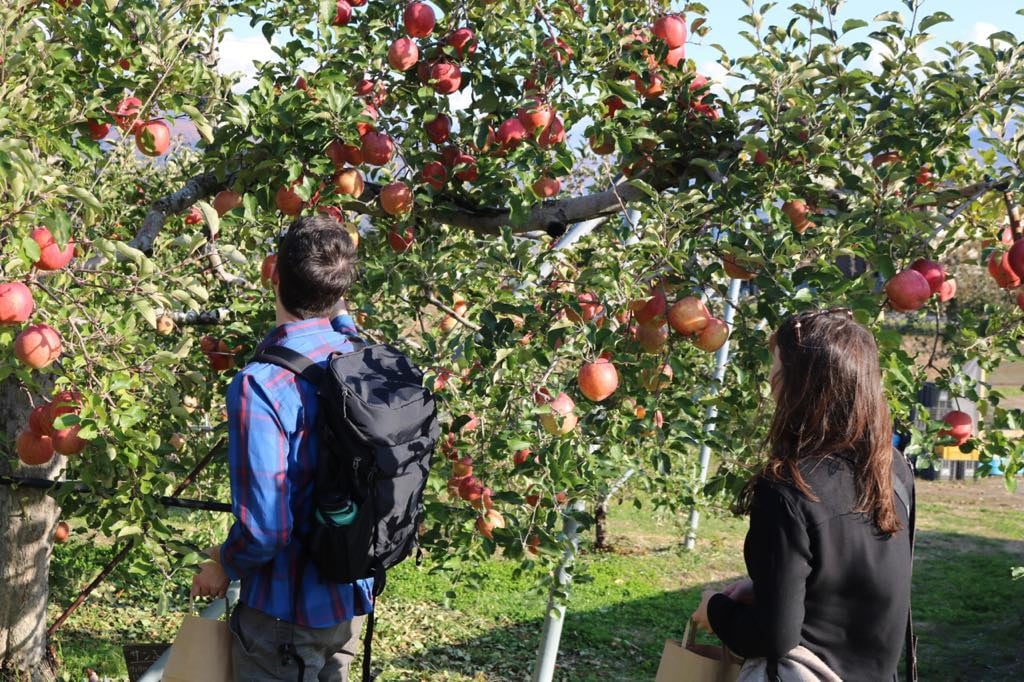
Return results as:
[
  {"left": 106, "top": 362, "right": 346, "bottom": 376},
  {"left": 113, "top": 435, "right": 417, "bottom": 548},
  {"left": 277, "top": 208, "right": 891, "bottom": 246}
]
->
[
  {"left": 668, "top": 297, "right": 709, "bottom": 335},
  {"left": 430, "top": 61, "right": 462, "bottom": 94},
  {"left": 476, "top": 509, "right": 505, "bottom": 540},
  {"left": 424, "top": 114, "right": 451, "bottom": 144},
  {"left": 542, "top": 36, "right": 573, "bottom": 65},
  {"left": 113, "top": 96, "right": 143, "bottom": 132},
  {"left": 452, "top": 153, "right": 478, "bottom": 182},
  {"left": 634, "top": 290, "right": 667, "bottom": 326},
  {"left": 989, "top": 250, "right": 1020, "bottom": 289},
  {"left": 537, "top": 116, "right": 565, "bottom": 148},
  {"left": 0, "top": 283, "right": 35, "bottom": 324},
  {"left": 695, "top": 318, "right": 729, "bottom": 353},
  {"left": 53, "top": 425, "right": 86, "bottom": 455},
  {"left": 17, "top": 431, "right": 54, "bottom": 466},
  {"left": 664, "top": 44, "right": 686, "bottom": 68},
  {"left": 327, "top": 140, "right": 363, "bottom": 167},
  {"left": 452, "top": 456, "right": 473, "bottom": 478},
  {"left": 333, "top": 168, "right": 365, "bottom": 197},
  {"left": 458, "top": 476, "right": 483, "bottom": 503},
  {"left": 184, "top": 206, "right": 203, "bottom": 225},
  {"left": 754, "top": 149, "right": 770, "bottom": 165},
  {"left": 497, "top": 118, "right": 527, "bottom": 149},
  {"left": 14, "top": 324, "right": 62, "bottom": 369},
  {"left": 447, "top": 28, "right": 476, "bottom": 59},
  {"left": 29, "top": 405, "right": 54, "bottom": 436},
  {"left": 652, "top": 15, "right": 687, "bottom": 49},
  {"left": 909, "top": 258, "right": 945, "bottom": 295},
  {"left": 332, "top": 0, "right": 352, "bottom": 25},
  {"left": 871, "top": 151, "right": 901, "bottom": 169},
  {"left": 357, "top": 104, "right": 378, "bottom": 136},
  {"left": 54, "top": 521, "right": 70, "bottom": 543},
  {"left": 578, "top": 358, "right": 619, "bottom": 402},
  {"left": 590, "top": 135, "right": 615, "bottom": 155},
  {"left": 633, "top": 72, "right": 665, "bottom": 99},
  {"left": 388, "top": 227, "right": 415, "bottom": 253},
  {"left": 539, "top": 391, "right": 578, "bottom": 435},
  {"left": 532, "top": 177, "right": 561, "bottom": 198},
  {"left": 275, "top": 183, "right": 304, "bottom": 215},
  {"left": 388, "top": 37, "right": 419, "bottom": 71},
  {"left": 134, "top": 120, "right": 170, "bottom": 157},
  {"left": 517, "top": 98, "right": 552, "bottom": 134},
  {"left": 403, "top": 2, "right": 435, "bottom": 38},
  {"left": 513, "top": 449, "right": 532, "bottom": 467},
  {"left": 260, "top": 253, "right": 277, "bottom": 287},
  {"left": 885, "top": 269, "right": 932, "bottom": 312},
  {"left": 722, "top": 255, "right": 754, "bottom": 281},
  {"left": 782, "top": 200, "right": 814, "bottom": 233},
  {"left": 380, "top": 182, "right": 413, "bottom": 215},
  {"left": 360, "top": 131, "right": 394, "bottom": 166},
  {"left": 86, "top": 119, "right": 110, "bottom": 141},
  {"left": 939, "top": 279, "right": 956, "bottom": 303},
  {"left": 31, "top": 227, "right": 74, "bottom": 271},
  {"left": 213, "top": 190, "right": 243, "bottom": 215},
  {"left": 940, "top": 410, "right": 972, "bottom": 446},
  {"left": 635, "top": 323, "right": 669, "bottom": 353},
  {"left": 421, "top": 161, "right": 448, "bottom": 190},
  {"left": 604, "top": 96, "right": 625, "bottom": 118},
  {"left": 1007, "top": 238, "right": 1024, "bottom": 281}
]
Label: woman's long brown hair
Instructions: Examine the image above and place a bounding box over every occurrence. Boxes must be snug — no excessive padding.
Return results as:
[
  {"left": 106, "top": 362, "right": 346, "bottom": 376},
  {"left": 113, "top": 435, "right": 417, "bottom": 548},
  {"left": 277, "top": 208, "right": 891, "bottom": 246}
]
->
[{"left": 755, "top": 309, "right": 900, "bottom": 534}]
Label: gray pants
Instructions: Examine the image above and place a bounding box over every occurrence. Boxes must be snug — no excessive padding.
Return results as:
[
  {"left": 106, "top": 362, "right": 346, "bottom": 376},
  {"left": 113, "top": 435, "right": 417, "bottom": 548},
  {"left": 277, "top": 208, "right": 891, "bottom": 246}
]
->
[{"left": 229, "top": 602, "right": 366, "bottom": 682}]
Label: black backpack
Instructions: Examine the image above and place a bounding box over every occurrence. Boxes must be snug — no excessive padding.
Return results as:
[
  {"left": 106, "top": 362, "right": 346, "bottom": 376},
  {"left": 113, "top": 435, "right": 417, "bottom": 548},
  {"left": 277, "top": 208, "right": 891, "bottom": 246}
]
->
[{"left": 253, "top": 338, "right": 439, "bottom": 681}]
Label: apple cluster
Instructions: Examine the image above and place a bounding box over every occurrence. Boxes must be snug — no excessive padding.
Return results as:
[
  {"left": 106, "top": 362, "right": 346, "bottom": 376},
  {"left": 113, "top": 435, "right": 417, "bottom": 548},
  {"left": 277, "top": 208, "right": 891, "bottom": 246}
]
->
[{"left": 86, "top": 96, "right": 170, "bottom": 157}]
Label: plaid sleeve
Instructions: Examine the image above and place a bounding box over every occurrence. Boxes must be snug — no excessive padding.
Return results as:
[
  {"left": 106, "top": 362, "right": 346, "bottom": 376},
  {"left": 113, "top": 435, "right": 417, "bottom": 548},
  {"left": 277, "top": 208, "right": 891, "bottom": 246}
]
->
[
  {"left": 220, "top": 371, "right": 293, "bottom": 580},
  {"left": 330, "top": 313, "right": 359, "bottom": 336}
]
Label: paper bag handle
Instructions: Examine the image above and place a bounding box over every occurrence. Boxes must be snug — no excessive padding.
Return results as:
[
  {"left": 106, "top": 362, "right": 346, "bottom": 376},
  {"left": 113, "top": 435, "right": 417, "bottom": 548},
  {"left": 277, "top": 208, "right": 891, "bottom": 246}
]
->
[
  {"left": 684, "top": 618, "right": 735, "bottom": 660},
  {"left": 188, "top": 595, "right": 233, "bottom": 621}
]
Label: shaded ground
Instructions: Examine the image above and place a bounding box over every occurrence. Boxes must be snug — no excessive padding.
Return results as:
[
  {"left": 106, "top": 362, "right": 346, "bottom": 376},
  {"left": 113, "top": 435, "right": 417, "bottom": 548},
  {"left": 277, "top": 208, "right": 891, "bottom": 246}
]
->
[{"left": 49, "top": 479, "right": 1024, "bottom": 681}]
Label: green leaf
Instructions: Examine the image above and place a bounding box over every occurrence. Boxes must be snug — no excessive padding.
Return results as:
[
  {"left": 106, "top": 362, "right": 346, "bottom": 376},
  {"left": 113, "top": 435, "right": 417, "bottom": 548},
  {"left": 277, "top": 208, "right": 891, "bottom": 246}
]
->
[
  {"left": 21, "top": 235, "right": 40, "bottom": 262},
  {"left": 134, "top": 298, "right": 158, "bottom": 329},
  {"left": 197, "top": 200, "right": 219, "bottom": 240},
  {"left": 918, "top": 12, "right": 952, "bottom": 33},
  {"left": 65, "top": 186, "right": 102, "bottom": 211},
  {"left": 842, "top": 19, "right": 868, "bottom": 33}
]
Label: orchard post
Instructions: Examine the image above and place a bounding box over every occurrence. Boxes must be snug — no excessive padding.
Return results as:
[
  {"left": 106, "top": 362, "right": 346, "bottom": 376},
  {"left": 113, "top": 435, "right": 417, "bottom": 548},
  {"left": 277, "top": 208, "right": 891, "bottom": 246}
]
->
[{"left": 685, "top": 277, "right": 743, "bottom": 550}]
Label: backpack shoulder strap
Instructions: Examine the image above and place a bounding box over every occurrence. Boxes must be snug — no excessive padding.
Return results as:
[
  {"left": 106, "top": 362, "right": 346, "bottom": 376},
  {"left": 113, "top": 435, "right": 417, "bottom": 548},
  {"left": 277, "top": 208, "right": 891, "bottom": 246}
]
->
[
  {"left": 252, "top": 345, "right": 326, "bottom": 385},
  {"left": 892, "top": 450, "right": 918, "bottom": 682}
]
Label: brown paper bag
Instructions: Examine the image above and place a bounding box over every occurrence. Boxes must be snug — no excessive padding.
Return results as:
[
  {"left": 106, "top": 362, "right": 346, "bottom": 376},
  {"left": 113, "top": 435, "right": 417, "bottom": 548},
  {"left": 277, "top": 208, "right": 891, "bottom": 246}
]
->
[
  {"left": 162, "top": 610, "right": 233, "bottom": 682},
  {"left": 655, "top": 620, "right": 744, "bottom": 682}
]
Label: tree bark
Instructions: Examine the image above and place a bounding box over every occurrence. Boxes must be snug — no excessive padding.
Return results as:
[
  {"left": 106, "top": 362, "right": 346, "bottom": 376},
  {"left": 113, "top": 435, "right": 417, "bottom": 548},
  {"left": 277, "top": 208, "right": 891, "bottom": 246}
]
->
[
  {"left": 594, "top": 501, "right": 608, "bottom": 551},
  {"left": 0, "top": 379, "right": 60, "bottom": 681}
]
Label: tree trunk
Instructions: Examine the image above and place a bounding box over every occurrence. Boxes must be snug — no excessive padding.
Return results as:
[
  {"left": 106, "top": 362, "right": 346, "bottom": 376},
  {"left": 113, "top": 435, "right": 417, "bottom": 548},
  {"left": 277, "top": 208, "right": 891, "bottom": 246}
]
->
[
  {"left": 0, "top": 379, "right": 60, "bottom": 681},
  {"left": 594, "top": 502, "right": 608, "bottom": 551}
]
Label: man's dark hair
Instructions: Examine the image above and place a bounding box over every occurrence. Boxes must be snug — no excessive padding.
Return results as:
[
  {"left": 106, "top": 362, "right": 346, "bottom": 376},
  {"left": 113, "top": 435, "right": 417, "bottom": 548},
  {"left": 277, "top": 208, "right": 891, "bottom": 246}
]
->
[{"left": 276, "top": 215, "right": 358, "bottom": 319}]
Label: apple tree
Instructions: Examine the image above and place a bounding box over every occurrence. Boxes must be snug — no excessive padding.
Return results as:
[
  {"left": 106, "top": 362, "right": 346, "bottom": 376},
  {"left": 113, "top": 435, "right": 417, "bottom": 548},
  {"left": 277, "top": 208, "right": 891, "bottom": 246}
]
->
[{"left": 3, "top": 0, "right": 1024, "bottom": 677}]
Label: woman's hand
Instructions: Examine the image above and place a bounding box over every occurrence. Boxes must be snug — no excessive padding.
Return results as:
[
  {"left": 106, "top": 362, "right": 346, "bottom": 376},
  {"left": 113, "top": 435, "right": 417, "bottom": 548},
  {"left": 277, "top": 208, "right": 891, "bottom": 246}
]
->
[
  {"left": 691, "top": 589, "right": 717, "bottom": 632},
  {"left": 721, "top": 577, "right": 755, "bottom": 605}
]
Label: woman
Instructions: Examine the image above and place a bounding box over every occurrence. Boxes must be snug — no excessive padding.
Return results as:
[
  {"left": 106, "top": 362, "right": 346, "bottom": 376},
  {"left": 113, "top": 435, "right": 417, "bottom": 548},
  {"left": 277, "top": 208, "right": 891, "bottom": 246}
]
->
[{"left": 691, "top": 309, "right": 914, "bottom": 681}]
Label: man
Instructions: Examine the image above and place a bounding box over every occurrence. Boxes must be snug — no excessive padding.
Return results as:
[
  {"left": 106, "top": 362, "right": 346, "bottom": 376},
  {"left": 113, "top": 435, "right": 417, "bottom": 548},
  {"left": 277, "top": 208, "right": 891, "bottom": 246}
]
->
[{"left": 191, "top": 215, "right": 373, "bottom": 681}]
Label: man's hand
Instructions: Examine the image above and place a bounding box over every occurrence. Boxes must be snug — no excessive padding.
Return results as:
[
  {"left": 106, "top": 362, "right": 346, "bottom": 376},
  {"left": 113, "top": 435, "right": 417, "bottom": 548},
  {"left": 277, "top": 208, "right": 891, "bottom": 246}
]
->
[
  {"left": 691, "top": 589, "right": 717, "bottom": 632},
  {"left": 721, "top": 577, "right": 755, "bottom": 605},
  {"left": 190, "top": 560, "right": 229, "bottom": 599},
  {"left": 328, "top": 297, "right": 349, "bottom": 319}
]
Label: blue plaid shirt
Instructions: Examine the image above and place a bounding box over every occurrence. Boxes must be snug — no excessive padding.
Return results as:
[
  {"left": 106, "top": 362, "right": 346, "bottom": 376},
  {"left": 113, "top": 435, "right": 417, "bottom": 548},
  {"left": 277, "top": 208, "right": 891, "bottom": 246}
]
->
[{"left": 220, "top": 314, "right": 374, "bottom": 627}]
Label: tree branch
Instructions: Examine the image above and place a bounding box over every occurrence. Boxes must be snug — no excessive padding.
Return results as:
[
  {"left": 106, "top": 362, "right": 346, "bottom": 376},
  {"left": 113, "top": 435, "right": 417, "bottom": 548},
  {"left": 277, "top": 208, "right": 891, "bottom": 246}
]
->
[{"left": 132, "top": 171, "right": 226, "bottom": 254}]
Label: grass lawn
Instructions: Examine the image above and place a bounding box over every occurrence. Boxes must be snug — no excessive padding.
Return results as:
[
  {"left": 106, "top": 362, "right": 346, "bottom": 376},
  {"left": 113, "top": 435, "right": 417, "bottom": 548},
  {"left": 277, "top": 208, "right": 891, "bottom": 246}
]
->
[{"left": 49, "top": 478, "right": 1024, "bottom": 681}]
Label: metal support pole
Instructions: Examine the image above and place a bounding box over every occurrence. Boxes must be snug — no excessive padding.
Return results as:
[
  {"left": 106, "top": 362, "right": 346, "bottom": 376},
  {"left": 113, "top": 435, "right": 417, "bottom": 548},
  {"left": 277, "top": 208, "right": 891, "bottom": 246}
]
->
[
  {"left": 531, "top": 503, "right": 583, "bottom": 682},
  {"left": 684, "top": 277, "right": 743, "bottom": 550},
  {"left": 137, "top": 581, "right": 241, "bottom": 682}
]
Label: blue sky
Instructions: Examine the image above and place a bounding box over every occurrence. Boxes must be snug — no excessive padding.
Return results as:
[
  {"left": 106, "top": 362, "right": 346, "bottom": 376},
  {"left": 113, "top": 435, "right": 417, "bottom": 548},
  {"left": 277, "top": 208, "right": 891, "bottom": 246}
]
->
[{"left": 220, "top": 1, "right": 1024, "bottom": 89}]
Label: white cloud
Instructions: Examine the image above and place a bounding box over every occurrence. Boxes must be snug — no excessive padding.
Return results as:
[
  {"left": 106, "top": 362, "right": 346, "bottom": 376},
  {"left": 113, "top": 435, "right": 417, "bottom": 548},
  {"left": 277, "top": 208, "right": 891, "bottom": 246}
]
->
[
  {"left": 698, "top": 60, "right": 731, "bottom": 99},
  {"left": 970, "top": 22, "right": 1000, "bottom": 44},
  {"left": 217, "top": 33, "right": 278, "bottom": 93}
]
